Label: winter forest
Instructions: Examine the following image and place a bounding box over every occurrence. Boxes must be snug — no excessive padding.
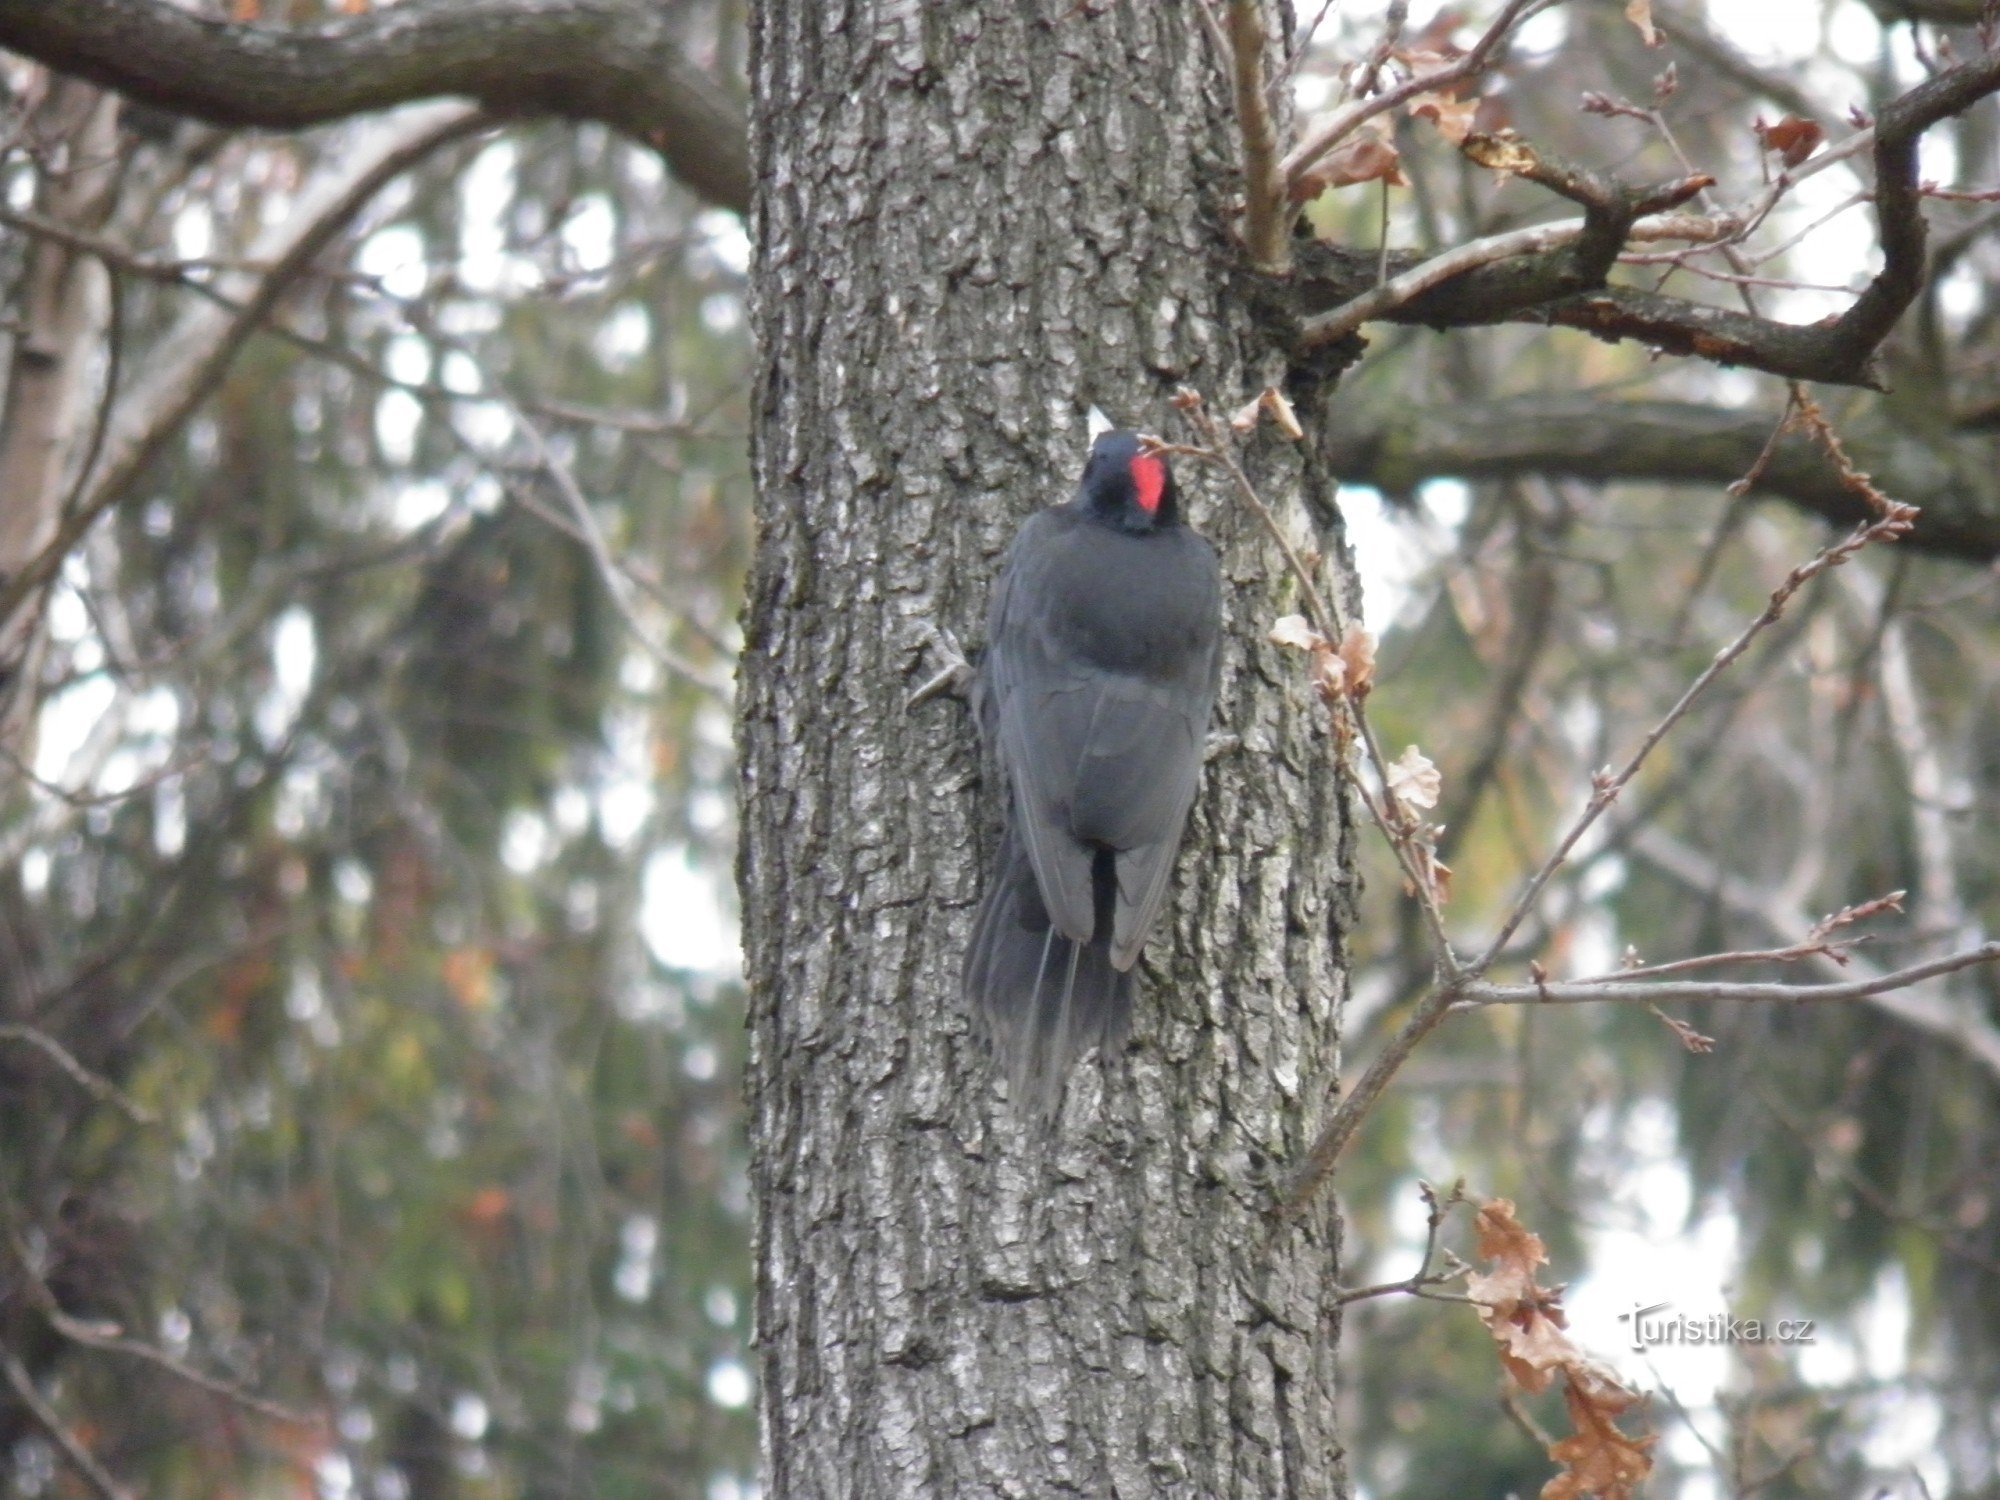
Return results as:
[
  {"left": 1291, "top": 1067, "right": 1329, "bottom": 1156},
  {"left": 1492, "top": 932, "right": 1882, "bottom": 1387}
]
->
[{"left": 2, "top": 1, "right": 2000, "bottom": 1497}]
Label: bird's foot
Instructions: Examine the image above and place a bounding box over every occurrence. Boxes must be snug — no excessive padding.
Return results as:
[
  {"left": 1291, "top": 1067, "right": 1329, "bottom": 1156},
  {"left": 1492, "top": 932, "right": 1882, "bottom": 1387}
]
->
[
  {"left": 1204, "top": 731, "right": 1243, "bottom": 763},
  {"left": 906, "top": 622, "right": 974, "bottom": 710}
]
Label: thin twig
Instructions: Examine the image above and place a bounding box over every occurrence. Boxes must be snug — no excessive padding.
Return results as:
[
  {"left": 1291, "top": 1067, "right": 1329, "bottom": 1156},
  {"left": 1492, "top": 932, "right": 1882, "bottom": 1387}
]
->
[
  {"left": 47, "top": 1308, "right": 313, "bottom": 1427},
  {"left": 0, "top": 1023, "right": 155, "bottom": 1123},
  {"left": 0, "top": 1350, "right": 136, "bottom": 1500},
  {"left": 1281, "top": 0, "right": 1548, "bottom": 195},
  {"left": 1169, "top": 393, "right": 1462, "bottom": 970},
  {"left": 1469, "top": 497, "right": 1915, "bottom": 975},
  {"left": 1451, "top": 941, "right": 2000, "bottom": 1010},
  {"left": 1332, "top": 1179, "right": 1471, "bottom": 1305}
]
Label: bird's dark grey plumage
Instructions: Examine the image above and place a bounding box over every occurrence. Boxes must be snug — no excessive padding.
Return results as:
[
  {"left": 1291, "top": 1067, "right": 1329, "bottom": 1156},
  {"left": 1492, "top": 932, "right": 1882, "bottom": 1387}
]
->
[{"left": 964, "top": 430, "right": 1222, "bottom": 1112}]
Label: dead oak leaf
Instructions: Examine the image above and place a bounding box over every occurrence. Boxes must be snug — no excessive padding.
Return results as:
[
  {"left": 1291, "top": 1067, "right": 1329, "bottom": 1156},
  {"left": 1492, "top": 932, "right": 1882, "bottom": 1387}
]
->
[
  {"left": 1542, "top": 1376, "right": 1659, "bottom": 1500},
  {"left": 1385, "top": 745, "right": 1442, "bottom": 812},
  {"left": 1295, "top": 131, "right": 1405, "bottom": 201},
  {"left": 1411, "top": 90, "right": 1481, "bottom": 145},
  {"left": 1755, "top": 114, "right": 1825, "bottom": 168}
]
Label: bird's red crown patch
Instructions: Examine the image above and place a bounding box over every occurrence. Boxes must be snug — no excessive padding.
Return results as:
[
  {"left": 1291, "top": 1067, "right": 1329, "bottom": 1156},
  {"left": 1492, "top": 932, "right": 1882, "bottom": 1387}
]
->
[{"left": 1131, "top": 452, "right": 1166, "bottom": 515}]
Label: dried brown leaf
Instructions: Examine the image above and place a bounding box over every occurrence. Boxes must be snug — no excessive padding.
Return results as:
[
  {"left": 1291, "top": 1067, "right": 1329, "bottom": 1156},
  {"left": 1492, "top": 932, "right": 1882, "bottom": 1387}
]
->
[
  {"left": 1259, "top": 386, "right": 1305, "bottom": 440},
  {"left": 1269, "top": 614, "right": 1325, "bottom": 652},
  {"left": 1386, "top": 745, "right": 1442, "bottom": 811},
  {"left": 1624, "top": 0, "right": 1660, "bottom": 46},
  {"left": 1411, "top": 90, "right": 1481, "bottom": 145},
  {"left": 1314, "top": 650, "right": 1348, "bottom": 700},
  {"left": 1466, "top": 1200, "right": 1657, "bottom": 1498},
  {"left": 1309, "top": 133, "right": 1406, "bottom": 193},
  {"left": 1754, "top": 114, "right": 1825, "bottom": 168},
  {"left": 1337, "top": 624, "right": 1376, "bottom": 698},
  {"left": 1541, "top": 1377, "right": 1659, "bottom": 1500}
]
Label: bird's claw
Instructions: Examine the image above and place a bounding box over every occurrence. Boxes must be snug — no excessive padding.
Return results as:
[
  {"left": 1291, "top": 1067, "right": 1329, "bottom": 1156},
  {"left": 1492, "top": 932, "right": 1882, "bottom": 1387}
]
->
[{"left": 907, "top": 622, "right": 974, "bottom": 710}]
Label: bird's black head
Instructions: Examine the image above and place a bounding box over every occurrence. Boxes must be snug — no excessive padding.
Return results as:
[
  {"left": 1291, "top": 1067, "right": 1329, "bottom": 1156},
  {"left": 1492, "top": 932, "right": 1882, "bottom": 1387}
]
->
[{"left": 1078, "top": 429, "right": 1179, "bottom": 533}]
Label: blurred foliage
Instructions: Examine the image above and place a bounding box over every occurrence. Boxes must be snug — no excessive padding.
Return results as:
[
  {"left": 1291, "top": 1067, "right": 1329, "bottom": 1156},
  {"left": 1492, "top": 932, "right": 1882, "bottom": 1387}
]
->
[
  {"left": 1, "top": 88, "right": 754, "bottom": 1500},
  {"left": 1314, "top": 3, "right": 2000, "bottom": 1497}
]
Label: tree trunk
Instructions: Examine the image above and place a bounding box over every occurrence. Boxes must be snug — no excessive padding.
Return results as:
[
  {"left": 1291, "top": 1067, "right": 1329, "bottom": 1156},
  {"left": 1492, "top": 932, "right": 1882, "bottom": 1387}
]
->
[
  {"left": 739, "top": 5, "right": 1359, "bottom": 1494},
  {"left": 0, "top": 80, "right": 119, "bottom": 756}
]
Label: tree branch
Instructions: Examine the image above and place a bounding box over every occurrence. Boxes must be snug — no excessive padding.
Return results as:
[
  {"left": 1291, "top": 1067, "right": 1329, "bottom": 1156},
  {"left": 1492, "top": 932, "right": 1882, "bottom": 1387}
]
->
[
  {"left": 0, "top": 1024, "right": 156, "bottom": 1124},
  {"left": 0, "top": 0, "right": 749, "bottom": 214},
  {"left": 1452, "top": 942, "right": 2000, "bottom": 1011},
  {"left": 0, "top": 1350, "right": 135, "bottom": 1500},
  {"left": 0, "top": 102, "right": 486, "bottom": 640},
  {"left": 1224, "top": 0, "right": 1289, "bottom": 273},
  {"left": 1284, "top": 42, "right": 2000, "bottom": 387},
  {"left": 1319, "top": 394, "right": 2000, "bottom": 563}
]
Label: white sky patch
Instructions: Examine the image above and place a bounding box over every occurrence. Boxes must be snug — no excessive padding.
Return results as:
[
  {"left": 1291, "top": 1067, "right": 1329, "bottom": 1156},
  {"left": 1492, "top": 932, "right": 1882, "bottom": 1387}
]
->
[
  {"left": 391, "top": 478, "right": 451, "bottom": 531},
  {"left": 153, "top": 777, "right": 186, "bottom": 859},
  {"left": 172, "top": 205, "right": 214, "bottom": 264},
  {"left": 593, "top": 302, "right": 653, "bottom": 370},
  {"left": 33, "top": 675, "right": 115, "bottom": 786},
  {"left": 375, "top": 387, "right": 423, "bottom": 466},
  {"left": 641, "top": 845, "right": 741, "bottom": 976},
  {"left": 452, "top": 399, "right": 516, "bottom": 455},
  {"left": 1567, "top": 1100, "right": 1740, "bottom": 1412},
  {"left": 441, "top": 349, "right": 483, "bottom": 395},
  {"left": 705, "top": 1359, "right": 753, "bottom": 1410},
  {"left": 1511, "top": 4, "right": 1568, "bottom": 56},
  {"left": 501, "top": 808, "right": 552, "bottom": 873},
  {"left": 355, "top": 222, "right": 429, "bottom": 301},
  {"left": 598, "top": 780, "right": 654, "bottom": 847},
  {"left": 697, "top": 208, "right": 751, "bottom": 276},
  {"left": 1339, "top": 479, "right": 1466, "bottom": 630},
  {"left": 385, "top": 333, "right": 431, "bottom": 389},
  {"left": 562, "top": 194, "right": 618, "bottom": 277},
  {"left": 449, "top": 1391, "right": 490, "bottom": 1443},
  {"left": 256, "top": 607, "right": 317, "bottom": 749},
  {"left": 458, "top": 140, "right": 518, "bottom": 294},
  {"left": 701, "top": 294, "right": 743, "bottom": 334}
]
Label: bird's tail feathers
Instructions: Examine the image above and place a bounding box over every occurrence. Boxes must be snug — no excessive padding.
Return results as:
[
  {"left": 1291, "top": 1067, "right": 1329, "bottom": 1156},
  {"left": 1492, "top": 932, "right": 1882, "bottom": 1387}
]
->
[{"left": 963, "top": 828, "right": 1131, "bottom": 1118}]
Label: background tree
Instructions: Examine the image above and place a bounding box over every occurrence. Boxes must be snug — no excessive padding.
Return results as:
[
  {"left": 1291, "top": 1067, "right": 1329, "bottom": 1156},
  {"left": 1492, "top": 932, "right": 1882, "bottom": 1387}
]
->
[{"left": 0, "top": 2, "right": 1995, "bottom": 1498}]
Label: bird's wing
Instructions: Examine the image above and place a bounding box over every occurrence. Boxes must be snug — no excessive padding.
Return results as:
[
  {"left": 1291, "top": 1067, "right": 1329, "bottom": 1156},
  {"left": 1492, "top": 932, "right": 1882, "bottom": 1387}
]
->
[
  {"left": 985, "top": 519, "right": 1218, "bottom": 958},
  {"left": 984, "top": 587, "right": 1096, "bottom": 943}
]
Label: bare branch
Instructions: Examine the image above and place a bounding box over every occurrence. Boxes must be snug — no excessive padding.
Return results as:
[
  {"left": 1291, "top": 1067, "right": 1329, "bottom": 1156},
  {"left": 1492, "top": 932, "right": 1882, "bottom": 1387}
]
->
[
  {"left": 1631, "top": 826, "right": 2000, "bottom": 1087},
  {"left": 0, "top": 1023, "right": 156, "bottom": 1124},
  {"left": 1317, "top": 394, "right": 2000, "bottom": 563},
  {"left": 1332, "top": 1179, "right": 1472, "bottom": 1306},
  {"left": 0, "top": 103, "right": 487, "bottom": 647},
  {"left": 1469, "top": 492, "right": 1915, "bottom": 974},
  {"left": 45, "top": 1308, "right": 312, "bottom": 1427},
  {"left": 1452, "top": 942, "right": 2000, "bottom": 1010},
  {"left": 1300, "top": 204, "right": 1722, "bottom": 347},
  {"left": 1224, "top": 0, "right": 1290, "bottom": 272},
  {"left": 0, "top": 1350, "right": 135, "bottom": 1500},
  {"left": 0, "top": 0, "right": 749, "bottom": 212}
]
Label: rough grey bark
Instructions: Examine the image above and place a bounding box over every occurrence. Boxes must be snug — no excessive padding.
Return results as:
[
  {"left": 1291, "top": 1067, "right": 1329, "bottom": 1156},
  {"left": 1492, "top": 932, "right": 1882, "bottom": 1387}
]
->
[{"left": 739, "top": 4, "right": 1357, "bottom": 1496}]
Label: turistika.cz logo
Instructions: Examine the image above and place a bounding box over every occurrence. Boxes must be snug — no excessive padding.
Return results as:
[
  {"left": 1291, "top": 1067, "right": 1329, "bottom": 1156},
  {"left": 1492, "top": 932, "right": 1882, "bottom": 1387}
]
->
[{"left": 1617, "top": 1301, "right": 1817, "bottom": 1353}]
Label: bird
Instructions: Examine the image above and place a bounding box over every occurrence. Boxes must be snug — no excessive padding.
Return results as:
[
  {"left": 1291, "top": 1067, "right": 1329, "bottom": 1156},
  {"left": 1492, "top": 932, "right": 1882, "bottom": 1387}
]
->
[{"left": 962, "top": 428, "right": 1223, "bottom": 1113}]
